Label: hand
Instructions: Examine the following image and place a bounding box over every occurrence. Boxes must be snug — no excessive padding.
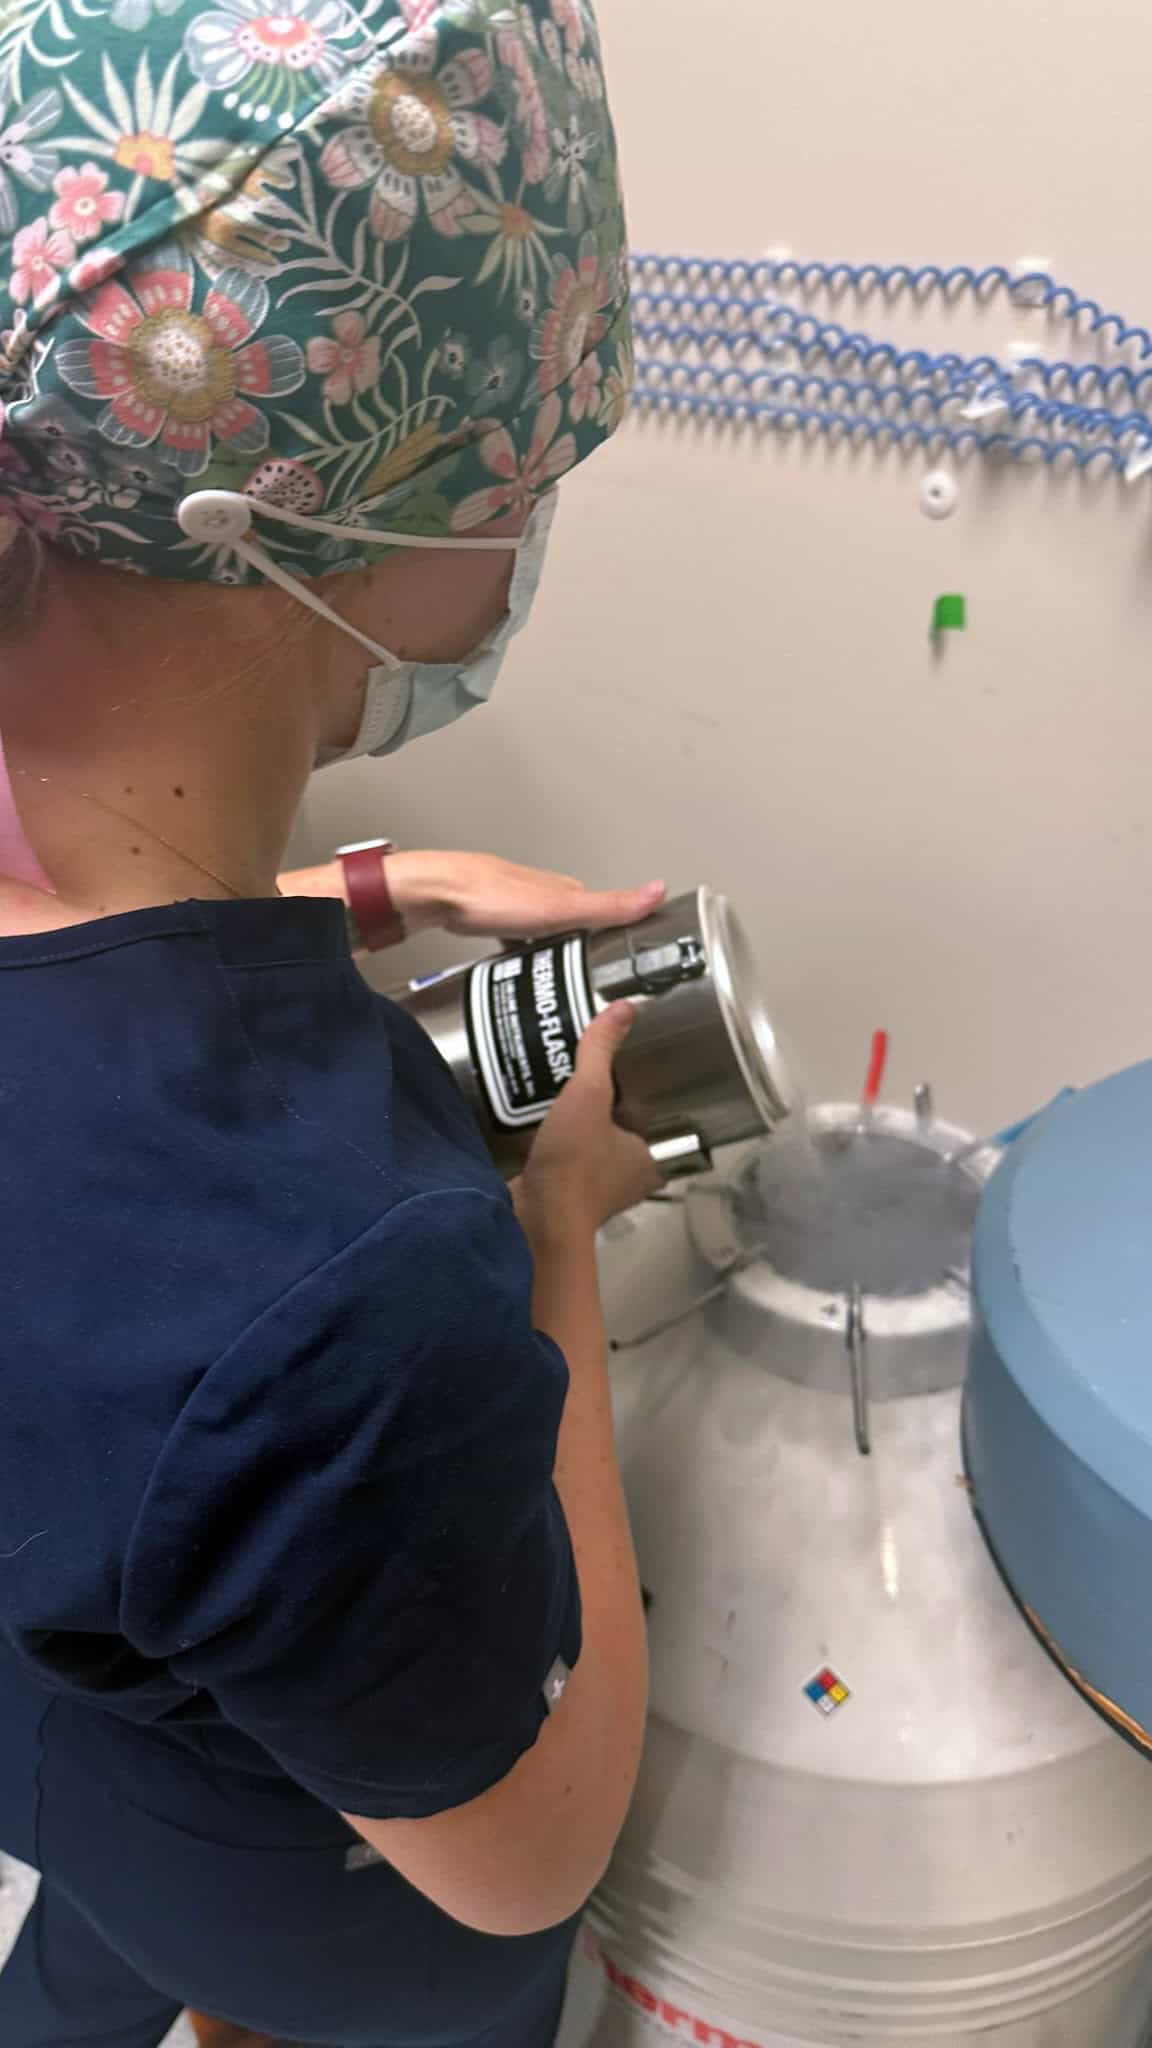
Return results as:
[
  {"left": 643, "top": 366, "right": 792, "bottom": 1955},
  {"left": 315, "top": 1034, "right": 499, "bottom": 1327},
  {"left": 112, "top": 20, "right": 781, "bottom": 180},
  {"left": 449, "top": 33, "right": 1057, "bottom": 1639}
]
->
[
  {"left": 385, "top": 852, "right": 665, "bottom": 940},
  {"left": 512, "top": 1004, "right": 660, "bottom": 1239}
]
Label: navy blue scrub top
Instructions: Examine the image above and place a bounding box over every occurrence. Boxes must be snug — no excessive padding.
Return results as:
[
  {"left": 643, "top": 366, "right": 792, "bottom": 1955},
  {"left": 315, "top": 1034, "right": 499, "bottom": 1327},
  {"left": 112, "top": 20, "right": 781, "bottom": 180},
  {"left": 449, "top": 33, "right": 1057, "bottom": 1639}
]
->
[{"left": 0, "top": 897, "right": 580, "bottom": 1822}]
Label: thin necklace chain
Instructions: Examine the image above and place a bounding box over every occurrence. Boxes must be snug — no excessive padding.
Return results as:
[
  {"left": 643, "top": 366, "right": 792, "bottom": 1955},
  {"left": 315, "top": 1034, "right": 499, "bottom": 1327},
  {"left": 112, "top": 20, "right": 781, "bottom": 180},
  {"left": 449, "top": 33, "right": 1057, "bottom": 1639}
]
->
[
  {"left": 8, "top": 596, "right": 297, "bottom": 901},
  {"left": 13, "top": 768, "right": 275, "bottom": 902}
]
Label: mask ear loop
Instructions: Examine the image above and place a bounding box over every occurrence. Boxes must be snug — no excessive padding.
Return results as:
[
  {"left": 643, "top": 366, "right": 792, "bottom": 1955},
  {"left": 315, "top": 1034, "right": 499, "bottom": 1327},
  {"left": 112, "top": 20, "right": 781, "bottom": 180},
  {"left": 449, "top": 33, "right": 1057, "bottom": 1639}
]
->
[
  {"left": 224, "top": 530, "right": 417, "bottom": 741},
  {"left": 176, "top": 489, "right": 525, "bottom": 671},
  {"left": 227, "top": 532, "right": 404, "bottom": 669},
  {"left": 230, "top": 495, "right": 526, "bottom": 553},
  {"left": 177, "top": 489, "right": 525, "bottom": 558}
]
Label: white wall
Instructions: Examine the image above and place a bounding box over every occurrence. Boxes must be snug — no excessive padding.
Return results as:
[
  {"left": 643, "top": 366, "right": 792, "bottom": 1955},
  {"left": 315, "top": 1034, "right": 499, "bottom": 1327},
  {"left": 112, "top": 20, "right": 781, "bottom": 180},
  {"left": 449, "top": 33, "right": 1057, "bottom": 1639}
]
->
[{"left": 302, "top": 0, "right": 1152, "bottom": 1134}]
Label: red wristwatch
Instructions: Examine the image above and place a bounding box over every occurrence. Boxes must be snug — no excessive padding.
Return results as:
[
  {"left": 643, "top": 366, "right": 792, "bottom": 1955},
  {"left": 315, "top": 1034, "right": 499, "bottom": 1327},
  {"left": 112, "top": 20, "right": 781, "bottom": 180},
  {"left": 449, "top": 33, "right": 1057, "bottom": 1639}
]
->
[{"left": 335, "top": 838, "right": 406, "bottom": 952}]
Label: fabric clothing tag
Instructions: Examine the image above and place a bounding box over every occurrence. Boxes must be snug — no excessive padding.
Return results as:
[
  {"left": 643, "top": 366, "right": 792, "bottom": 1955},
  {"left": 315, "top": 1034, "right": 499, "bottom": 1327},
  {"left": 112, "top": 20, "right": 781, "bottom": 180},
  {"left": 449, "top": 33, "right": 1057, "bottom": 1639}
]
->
[
  {"left": 543, "top": 1659, "right": 570, "bottom": 1714},
  {"left": 344, "top": 1841, "right": 386, "bottom": 1873}
]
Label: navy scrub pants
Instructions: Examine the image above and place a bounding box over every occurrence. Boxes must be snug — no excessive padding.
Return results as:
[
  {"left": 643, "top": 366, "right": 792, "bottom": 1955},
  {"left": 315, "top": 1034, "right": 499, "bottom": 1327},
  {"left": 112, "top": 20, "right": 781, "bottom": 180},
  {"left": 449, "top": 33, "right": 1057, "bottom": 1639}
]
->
[{"left": 0, "top": 1660, "right": 575, "bottom": 2048}]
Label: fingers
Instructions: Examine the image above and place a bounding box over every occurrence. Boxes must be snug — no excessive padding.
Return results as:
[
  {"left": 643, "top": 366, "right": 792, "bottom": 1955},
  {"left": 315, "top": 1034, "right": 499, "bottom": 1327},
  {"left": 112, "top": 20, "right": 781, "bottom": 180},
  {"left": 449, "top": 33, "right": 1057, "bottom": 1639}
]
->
[
  {"left": 571, "top": 1001, "right": 635, "bottom": 1093},
  {"left": 429, "top": 855, "right": 666, "bottom": 941},
  {"left": 572, "top": 880, "right": 666, "bottom": 930}
]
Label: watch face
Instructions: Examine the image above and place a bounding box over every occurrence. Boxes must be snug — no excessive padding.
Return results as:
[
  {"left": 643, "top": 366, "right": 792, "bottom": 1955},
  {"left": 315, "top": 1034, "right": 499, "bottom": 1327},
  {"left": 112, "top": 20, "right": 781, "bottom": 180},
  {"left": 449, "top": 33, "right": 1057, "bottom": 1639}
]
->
[{"left": 335, "top": 839, "right": 394, "bottom": 857}]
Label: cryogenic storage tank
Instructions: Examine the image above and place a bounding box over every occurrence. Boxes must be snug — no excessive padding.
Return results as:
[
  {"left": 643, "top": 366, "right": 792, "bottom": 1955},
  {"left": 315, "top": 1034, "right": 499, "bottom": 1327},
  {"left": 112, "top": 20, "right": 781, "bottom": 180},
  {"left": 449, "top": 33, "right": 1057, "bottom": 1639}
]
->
[
  {"left": 966, "top": 1060, "right": 1152, "bottom": 1759},
  {"left": 565, "top": 1104, "right": 1152, "bottom": 2048}
]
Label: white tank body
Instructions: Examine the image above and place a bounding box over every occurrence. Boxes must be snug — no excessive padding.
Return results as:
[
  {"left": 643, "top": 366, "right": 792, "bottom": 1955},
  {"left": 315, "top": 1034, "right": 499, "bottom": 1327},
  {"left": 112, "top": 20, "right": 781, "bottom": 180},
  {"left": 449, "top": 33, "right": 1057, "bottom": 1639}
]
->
[{"left": 561, "top": 1108, "right": 1152, "bottom": 2048}]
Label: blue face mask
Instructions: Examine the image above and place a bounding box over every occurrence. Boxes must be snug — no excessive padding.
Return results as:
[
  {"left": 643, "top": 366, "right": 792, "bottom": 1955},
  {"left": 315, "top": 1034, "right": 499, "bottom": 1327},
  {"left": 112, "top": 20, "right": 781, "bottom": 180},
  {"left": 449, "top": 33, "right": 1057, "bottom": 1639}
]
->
[
  {"left": 317, "top": 491, "right": 556, "bottom": 765},
  {"left": 174, "top": 488, "right": 555, "bottom": 765}
]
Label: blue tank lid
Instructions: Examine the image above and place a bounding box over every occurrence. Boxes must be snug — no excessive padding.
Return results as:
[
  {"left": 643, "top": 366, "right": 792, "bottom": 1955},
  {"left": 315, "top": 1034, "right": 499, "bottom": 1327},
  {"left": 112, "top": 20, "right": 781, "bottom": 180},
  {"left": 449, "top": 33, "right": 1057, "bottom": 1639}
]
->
[{"left": 966, "top": 1059, "right": 1152, "bottom": 1747}]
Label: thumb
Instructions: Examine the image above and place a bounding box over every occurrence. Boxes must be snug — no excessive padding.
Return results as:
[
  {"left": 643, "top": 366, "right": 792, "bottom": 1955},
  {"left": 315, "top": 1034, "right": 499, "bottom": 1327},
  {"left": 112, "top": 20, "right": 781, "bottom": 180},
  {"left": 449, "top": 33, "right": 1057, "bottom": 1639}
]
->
[{"left": 571, "top": 1000, "right": 636, "bottom": 1091}]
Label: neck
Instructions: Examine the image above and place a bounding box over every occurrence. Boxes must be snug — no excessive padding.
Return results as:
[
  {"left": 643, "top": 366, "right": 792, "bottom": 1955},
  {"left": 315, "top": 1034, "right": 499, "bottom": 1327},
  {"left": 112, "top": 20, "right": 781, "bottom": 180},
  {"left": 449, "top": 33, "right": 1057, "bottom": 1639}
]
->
[{"left": 0, "top": 562, "right": 320, "bottom": 936}]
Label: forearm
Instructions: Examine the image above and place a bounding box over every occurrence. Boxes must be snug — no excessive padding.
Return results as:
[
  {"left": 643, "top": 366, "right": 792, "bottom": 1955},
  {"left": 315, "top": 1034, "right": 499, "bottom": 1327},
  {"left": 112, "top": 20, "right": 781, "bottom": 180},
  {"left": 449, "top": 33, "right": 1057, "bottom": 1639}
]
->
[
  {"left": 342, "top": 1010, "right": 654, "bottom": 1936},
  {"left": 345, "top": 1224, "right": 648, "bottom": 1936},
  {"left": 520, "top": 1209, "right": 649, "bottom": 1832},
  {"left": 280, "top": 855, "right": 665, "bottom": 946}
]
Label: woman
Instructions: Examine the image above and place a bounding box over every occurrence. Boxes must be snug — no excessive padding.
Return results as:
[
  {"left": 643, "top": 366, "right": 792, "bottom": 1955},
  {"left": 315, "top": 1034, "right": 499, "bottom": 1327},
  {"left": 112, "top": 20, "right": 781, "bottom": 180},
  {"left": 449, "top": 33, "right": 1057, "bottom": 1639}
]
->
[{"left": 0, "top": 1, "right": 655, "bottom": 2041}]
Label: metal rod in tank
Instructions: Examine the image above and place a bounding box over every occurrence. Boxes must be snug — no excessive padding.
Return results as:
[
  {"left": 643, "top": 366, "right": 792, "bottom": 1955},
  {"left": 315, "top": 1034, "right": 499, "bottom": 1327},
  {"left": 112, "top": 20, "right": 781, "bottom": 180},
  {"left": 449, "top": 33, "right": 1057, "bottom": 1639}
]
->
[
  {"left": 610, "top": 1237, "right": 766, "bottom": 1351},
  {"left": 846, "top": 1283, "right": 871, "bottom": 1456},
  {"left": 609, "top": 1275, "right": 732, "bottom": 1352},
  {"left": 914, "top": 1083, "right": 934, "bottom": 1129}
]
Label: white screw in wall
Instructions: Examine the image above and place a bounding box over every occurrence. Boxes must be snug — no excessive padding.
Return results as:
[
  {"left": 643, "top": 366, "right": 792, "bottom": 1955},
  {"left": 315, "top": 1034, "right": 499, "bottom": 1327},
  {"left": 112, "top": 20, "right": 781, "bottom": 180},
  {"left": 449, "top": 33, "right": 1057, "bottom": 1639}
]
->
[{"left": 920, "top": 470, "right": 960, "bottom": 520}]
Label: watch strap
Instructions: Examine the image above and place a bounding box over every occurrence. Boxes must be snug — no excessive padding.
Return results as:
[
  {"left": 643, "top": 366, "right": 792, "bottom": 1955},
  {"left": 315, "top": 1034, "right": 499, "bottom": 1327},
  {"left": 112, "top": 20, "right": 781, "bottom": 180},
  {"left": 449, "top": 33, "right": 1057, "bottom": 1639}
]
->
[{"left": 337, "top": 840, "right": 406, "bottom": 951}]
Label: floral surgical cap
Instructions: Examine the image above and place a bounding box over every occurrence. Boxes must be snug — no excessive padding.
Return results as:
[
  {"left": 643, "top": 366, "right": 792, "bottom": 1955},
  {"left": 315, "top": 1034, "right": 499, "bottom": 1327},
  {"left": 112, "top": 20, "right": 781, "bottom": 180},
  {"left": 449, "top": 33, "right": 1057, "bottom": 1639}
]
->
[{"left": 0, "top": 0, "right": 631, "bottom": 581}]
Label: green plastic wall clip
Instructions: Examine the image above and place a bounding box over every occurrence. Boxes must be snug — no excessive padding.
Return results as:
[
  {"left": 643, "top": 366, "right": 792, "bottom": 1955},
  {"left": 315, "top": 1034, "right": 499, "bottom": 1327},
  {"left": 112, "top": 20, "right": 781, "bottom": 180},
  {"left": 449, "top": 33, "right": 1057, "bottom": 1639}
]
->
[{"left": 932, "top": 593, "right": 967, "bottom": 634}]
